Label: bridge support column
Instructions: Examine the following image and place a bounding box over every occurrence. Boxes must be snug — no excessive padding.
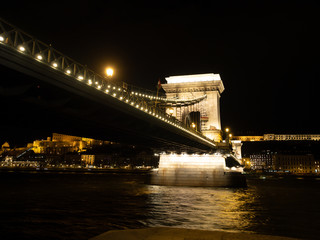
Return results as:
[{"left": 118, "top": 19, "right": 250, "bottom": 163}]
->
[
  {"left": 162, "top": 74, "right": 225, "bottom": 142},
  {"left": 150, "top": 153, "right": 246, "bottom": 187}
]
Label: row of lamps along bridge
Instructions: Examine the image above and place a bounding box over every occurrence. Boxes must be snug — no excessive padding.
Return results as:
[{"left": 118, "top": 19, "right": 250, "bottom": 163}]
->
[{"left": 0, "top": 35, "right": 216, "bottom": 147}]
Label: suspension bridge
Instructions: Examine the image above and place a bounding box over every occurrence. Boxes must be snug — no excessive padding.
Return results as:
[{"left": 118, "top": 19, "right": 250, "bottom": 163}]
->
[{"left": 0, "top": 17, "right": 245, "bottom": 186}]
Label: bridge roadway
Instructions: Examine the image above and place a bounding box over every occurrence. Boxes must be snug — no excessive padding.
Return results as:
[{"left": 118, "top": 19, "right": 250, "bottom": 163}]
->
[{"left": 0, "top": 31, "right": 216, "bottom": 153}]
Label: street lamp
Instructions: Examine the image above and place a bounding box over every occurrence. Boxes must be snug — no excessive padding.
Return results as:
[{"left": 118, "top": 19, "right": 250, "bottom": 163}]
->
[
  {"left": 191, "top": 122, "right": 196, "bottom": 130},
  {"left": 106, "top": 67, "right": 114, "bottom": 77},
  {"left": 169, "top": 108, "right": 174, "bottom": 115}
]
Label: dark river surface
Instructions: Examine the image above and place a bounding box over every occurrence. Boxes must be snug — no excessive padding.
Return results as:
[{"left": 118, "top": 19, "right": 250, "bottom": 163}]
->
[{"left": 0, "top": 171, "right": 319, "bottom": 240}]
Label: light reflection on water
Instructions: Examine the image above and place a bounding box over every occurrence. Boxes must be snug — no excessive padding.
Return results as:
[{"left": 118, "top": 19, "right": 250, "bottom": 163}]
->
[
  {"left": 142, "top": 185, "right": 259, "bottom": 233},
  {"left": 1, "top": 172, "right": 320, "bottom": 240}
]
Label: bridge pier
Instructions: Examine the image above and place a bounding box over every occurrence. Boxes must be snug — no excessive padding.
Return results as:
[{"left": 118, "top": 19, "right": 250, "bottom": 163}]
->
[{"left": 150, "top": 153, "right": 246, "bottom": 187}]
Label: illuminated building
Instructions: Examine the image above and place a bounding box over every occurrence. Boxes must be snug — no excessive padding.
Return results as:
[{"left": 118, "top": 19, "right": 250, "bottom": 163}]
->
[
  {"left": 81, "top": 155, "right": 95, "bottom": 166},
  {"left": 32, "top": 133, "right": 109, "bottom": 154},
  {"left": 250, "top": 151, "right": 273, "bottom": 171},
  {"left": 248, "top": 151, "right": 320, "bottom": 174},
  {"left": 273, "top": 154, "right": 319, "bottom": 174},
  {"left": 264, "top": 134, "right": 320, "bottom": 141},
  {"left": 1, "top": 142, "right": 10, "bottom": 154},
  {"left": 233, "top": 134, "right": 320, "bottom": 142},
  {"left": 232, "top": 136, "right": 263, "bottom": 142}
]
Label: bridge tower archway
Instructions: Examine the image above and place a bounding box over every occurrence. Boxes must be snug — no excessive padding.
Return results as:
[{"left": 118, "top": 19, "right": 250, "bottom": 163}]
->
[
  {"left": 185, "top": 111, "right": 201, "bottom": 132},
  {"left": 162, "top": 74, "right": 224, "bottom": 142}
]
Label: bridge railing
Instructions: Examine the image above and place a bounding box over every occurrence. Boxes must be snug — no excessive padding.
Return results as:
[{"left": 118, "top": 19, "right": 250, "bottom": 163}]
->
[{"left": 0, "top": 17, "right": 216, "bottom": 148}]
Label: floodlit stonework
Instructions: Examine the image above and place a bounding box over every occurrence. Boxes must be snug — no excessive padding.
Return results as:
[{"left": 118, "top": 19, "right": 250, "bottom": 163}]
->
[
  {"left": 151, "top": 74, "right": 245, "bottom": 187},
  {"left": 162, "top": 73, "right": 224, "bottom": 142},
  {"left": 151, "top": 153, "right": 246, "bottom": 187}
]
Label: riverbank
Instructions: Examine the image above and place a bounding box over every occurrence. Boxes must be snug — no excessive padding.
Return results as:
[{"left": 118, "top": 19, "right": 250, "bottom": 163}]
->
[
  {"left": 0, "top": 166, "right": 152, "bottom": 174},
  {"left": 244, "top": 171, "right": 320, "bottom": 180},
  {"left": 90, "top": 227, "right": 300, "bottom": 240}
]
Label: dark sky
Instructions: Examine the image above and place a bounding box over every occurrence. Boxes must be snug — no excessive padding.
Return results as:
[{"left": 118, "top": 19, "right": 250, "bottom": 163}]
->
[{"left": 1, "top": 0, "right": 319, "bottom": 144}]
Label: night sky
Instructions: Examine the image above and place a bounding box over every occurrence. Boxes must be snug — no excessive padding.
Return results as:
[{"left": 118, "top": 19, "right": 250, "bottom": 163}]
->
[{"left": 1, "top": 0, "right": 319, "bottom": 145}]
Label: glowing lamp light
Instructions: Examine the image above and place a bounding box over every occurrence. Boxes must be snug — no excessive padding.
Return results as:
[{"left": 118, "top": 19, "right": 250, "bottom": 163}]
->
[
  {"left": 36, "top": 54, "right": 43, "bottom": 60},
  {"left": 88, "top": 79, "right": 92, "bottom": 85},
  {"left": 106, "top": 68, "right": 114, "bottom": 77},
  {"left": 18, "top": 46, "right": 25, "bottom": 52},
  {"left": 105, "top": 89, "right": 109, "bottom": 93},
  {"left": 52, "top": 62, "right": 58, "bottom": 68},
  {"left": 78, "top": 75, "right": 84, "bottom": 80},
  {"left": 66, "top": 69, "right": 71, "bottom": 74},
  {"left": 191, "top": 122, "right": 196, "bottom": 129},
  {"left": 225, "top": 128, "right": 229, "bottom": 133},
  {"left": 0, "top": 36, "right": 4, "bottom": 42}
]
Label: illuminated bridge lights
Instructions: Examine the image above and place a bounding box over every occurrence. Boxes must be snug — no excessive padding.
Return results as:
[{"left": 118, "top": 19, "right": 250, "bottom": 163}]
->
[
  {"left": 36, "top": 54, "right": 43, "bottom": 60},
  {"left": 1, "top": 20, "right": 215, "bottom": 148},
  {"left": 18, "top": 45, "right": 26, "bottom": 52}
]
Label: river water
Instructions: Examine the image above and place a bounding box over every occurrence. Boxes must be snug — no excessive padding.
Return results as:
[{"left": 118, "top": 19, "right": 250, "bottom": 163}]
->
[{"left": 0, "top": 171, "right": 319, "bottom": 240}]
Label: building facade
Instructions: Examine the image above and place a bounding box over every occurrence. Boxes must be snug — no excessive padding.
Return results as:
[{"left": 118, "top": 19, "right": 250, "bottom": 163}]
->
[
  {"left": 264, "top": 134, "right": 320, "bottom": 141},
  {"left": 33, "top": 133, "right": 108, "bottom": 154},
  {"left": 273, "top": 154, "right": 319, "bottom": 174},
  {"left": 232, "top": 136, "right": 263, "bottom": 142},
  {"left": 249, "top": 151, "right": 274, "bottom": 171},
  {"left": 248, "top": 152, "right": 320, "bottom": 174}
]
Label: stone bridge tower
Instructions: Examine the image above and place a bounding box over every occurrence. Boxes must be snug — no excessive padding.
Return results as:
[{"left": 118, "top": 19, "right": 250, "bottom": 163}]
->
[{"left": 162, "top": 73, "right": 224, "bottom": 142}]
